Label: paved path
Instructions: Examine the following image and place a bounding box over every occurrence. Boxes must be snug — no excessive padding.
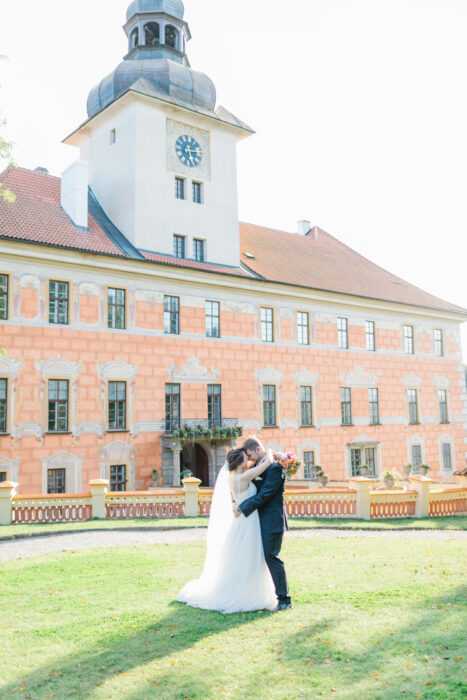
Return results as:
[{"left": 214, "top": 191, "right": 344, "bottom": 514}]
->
[{"left": 0, "top": 527, "right": 465, "bottom": 562}]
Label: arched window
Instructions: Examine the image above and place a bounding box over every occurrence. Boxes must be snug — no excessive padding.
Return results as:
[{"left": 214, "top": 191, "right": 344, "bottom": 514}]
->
[
  {"left": 130, "top": 27, "right": 139, "bottom": 49},
  {"left": 165, "top": 25, "right": 178, "bottom": 49},
  {"left": 144, "top": 22, "right": 160, "bottom": 46}
]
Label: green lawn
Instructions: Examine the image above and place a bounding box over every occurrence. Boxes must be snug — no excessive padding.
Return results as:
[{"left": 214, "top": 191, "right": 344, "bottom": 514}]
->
[
  {"left": 0, "top": 515, "right": 466, "bottom": 539},
  {"left": 0, "top": 536, "right": 465, "bottom": 699}
]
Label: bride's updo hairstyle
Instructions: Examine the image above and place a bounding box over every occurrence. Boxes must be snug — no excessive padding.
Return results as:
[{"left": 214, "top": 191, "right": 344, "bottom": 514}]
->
[{"left": 227, "top": 448, "right": 246, "bottom": 472}]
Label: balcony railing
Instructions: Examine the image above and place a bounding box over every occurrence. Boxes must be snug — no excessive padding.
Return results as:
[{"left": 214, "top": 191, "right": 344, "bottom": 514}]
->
[{"left": 164, "top": 418, "right": 243, "bottom": 441}]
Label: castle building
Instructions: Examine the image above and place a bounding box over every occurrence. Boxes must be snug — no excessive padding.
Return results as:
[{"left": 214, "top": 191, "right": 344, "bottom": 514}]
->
[{"left": 0, "top": 1, "right": 466, "bottom": 492}]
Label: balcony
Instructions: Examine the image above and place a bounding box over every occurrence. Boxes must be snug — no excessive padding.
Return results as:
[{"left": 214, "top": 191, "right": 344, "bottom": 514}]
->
[{"left": 163, "top": 418, "right": 243, "bottom": 442}]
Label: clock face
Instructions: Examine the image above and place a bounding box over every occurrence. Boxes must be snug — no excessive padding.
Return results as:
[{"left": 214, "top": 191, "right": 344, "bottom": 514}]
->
[{"left": 175, "top": 135, "right": 203, "bottom": 168}]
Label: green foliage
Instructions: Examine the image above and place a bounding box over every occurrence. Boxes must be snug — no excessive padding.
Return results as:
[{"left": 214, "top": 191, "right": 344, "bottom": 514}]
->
[
  {"left": 0, "top": 537, "right": 465, "bottom": 698},
  {"left": 169, "top": 424, "right": 243, "bottom": 442}
]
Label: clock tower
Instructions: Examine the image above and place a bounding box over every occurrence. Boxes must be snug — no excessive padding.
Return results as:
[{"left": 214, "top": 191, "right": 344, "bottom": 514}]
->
[{"left": 64, "top": 0, "right": 253, "bottom": 267}]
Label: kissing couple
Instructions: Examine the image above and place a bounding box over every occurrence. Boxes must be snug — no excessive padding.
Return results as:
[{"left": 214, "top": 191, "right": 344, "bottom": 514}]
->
[{"left": 177, "top": 437, "right": 292, "bottom": 614}]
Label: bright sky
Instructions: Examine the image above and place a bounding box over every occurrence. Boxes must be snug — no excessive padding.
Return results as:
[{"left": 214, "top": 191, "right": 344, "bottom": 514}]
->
[{"left": 1, "top": 0, "right": 466, "bottom": 361}]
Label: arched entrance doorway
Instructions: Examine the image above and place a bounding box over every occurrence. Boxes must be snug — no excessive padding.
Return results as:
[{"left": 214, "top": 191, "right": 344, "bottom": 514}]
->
[{"left": 180, "top": 443, "right": 210, "bottom": 486}]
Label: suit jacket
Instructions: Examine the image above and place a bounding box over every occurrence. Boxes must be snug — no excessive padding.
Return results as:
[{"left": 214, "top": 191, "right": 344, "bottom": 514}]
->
[{"left": 239, "top": 461, "right": 288, "bottom": 534}]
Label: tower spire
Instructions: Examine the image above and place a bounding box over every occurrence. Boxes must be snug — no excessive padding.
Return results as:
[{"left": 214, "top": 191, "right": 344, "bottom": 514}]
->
[{"left": 123, "top": 0, "right": 190, "bottom": 65}]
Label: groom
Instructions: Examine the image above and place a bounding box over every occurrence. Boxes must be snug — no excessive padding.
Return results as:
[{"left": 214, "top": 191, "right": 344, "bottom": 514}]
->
[{"left": 232, "top": 437, "right": 292, "bottom": 612}]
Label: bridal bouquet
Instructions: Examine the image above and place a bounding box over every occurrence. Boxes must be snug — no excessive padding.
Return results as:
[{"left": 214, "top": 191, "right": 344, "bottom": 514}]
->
[{"left": 279, "top": 453, "right": 302, "bottom": 480}]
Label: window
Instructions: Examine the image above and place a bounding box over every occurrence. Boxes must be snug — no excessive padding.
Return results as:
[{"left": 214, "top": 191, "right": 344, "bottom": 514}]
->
[
  {"left": 0, "top": 274, "right": 8, "bottom": 320},
  {"left": 110, "top": 128, "right": 116, "bottom": 145},
  {"left": 297, "top": 312, "right": 309, "bottom": 345},
  {"left": 208, "top": 385, "right": 222, "bottom": 427},
  {"left": 108, "top": 381, "right": 127, "bottom": 431},
  {"left": 0, "top": 379, "right": 6, "bottom": 433},
  {"left": 366, "top": 321, "right": 376, "bottom": 351},
  {"left": 263, "top": 385, "right": 276, "bottom": 427},
  {"left": 165, "top": 384, "right": 180, "bottom": 431},
  {"left": 439, "top": 390, "right": 448, "bottom": 423},
  {"left": 261, "top": 308, "right": 274, "bottom": 343},
  {"left": 164, "top": 296, "right": 180, "bottom": 334},
  {"left": 303, "top": 451, "right": 316, "bottom": 480},
  {"left": 192, "top": 182, "right": 202, "bottom": 204},
  {"left": 0, "top": 472, "right": 6, "bottom": 483},
  {"left": 350, "top": 447, "right": 376, "bottom": 477},
  {"left": 110, "top": 465, "right": 127, "bottom": 492},
  {"left": 47, "top": 468, "right": 66, "bottom": 495},
  {"left": 173, "top": 235, "right": 186, "bottom": 259},
  {"left": 49, "top": 281, "right": 69, "bottom": 325},
  {"left": 206, "top": 300, "right": 220, "bottom": 338},
  {"left": 130, "top": 27, "right": 139, "bottom": 49},
  {"left": 175, "top": 177, "right": 185, "bottom": 200},
  {"left": 408, "top": 389, "right": 419, "bottom": 424},
  {"left": 300, "top": 386, "right": 313, "bottom": 426},
  {"left": 411, "top": 444, "right": 422, "bottom": 473},
  {"left": 442, "top": 443, "right": 452, "bottom": 472},
  {"left": 108, "top": 288, "right": 126, "bottom": 330},
  {"left": 341, "top": 387, "right": 352, "bottom": 426},
  {"left": 337, "top": 317, "right": 348, "bottom": 349},
  {"left": 48, "top": 380, "right": 69, "bottom": 433},
  {"left": 369, "top": 388, "right": 380, "bottom": 425},
  {"left": 434, "top": 329, "right": 444, "bottom": 357},
  {"left": 165, "top": 25, "right": 177, "bottom": 48},
  {"left": 194, "top": 239, "right": 205, "bottom": 262},
  {"left": 144, "top": 21, "right": 160, "bottom": 46},
  {"left": 404, "top": 325, "right": 414, "bottom": 354}
]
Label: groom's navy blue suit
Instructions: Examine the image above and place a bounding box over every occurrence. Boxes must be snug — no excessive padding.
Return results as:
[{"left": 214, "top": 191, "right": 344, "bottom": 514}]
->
[{"left": 239, "top": 461, "right": 291, "bottom": 606}]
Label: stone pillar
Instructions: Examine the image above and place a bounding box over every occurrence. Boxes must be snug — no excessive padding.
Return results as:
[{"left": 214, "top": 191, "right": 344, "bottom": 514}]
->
[
  {"left": 0, "top": 481, "right": 17, "bottom": 526},
  {"left": 409, "top": 476, "right": 433, "bottom": 518},
  {"left": 349, "top": 477, "right": 373, "bottom": 521},
  {"left": 89, "top": 479, "right": 109, "bottom": 520},
  {"left": 183, "top": 477, "right": 202, "bottom": 517},
  {"left": 173, "top": 447, "right": 182, "bottom": 487}
]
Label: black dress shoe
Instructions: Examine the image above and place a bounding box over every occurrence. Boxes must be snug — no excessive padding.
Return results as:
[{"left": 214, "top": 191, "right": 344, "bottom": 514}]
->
[{"left": 275, "top": 601, "right": 293, "bottom": 612}]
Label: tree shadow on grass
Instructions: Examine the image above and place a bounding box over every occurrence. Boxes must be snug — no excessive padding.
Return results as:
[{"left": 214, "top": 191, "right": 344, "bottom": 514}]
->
[
  {"left": 278, "top": 585, "right": 467, "bottom": 700},
  {"left": 2, "top": 602, "right": 274, "bottom": 699}
]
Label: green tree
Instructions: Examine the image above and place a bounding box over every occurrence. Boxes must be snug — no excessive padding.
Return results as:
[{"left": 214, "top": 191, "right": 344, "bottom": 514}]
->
[{"left": 0, "top": 55, "right": 15, "bottom": 202}]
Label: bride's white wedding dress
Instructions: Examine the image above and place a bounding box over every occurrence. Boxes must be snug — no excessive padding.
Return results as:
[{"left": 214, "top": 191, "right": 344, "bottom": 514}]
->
[{"left": 177, "top": 466, "right": 277, "bottom": 614}]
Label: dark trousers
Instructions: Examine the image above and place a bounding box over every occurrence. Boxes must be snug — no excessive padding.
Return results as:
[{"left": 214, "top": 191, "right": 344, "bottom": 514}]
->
[{"left": 261, "top": 530, "right": 291, "bottom": 604}]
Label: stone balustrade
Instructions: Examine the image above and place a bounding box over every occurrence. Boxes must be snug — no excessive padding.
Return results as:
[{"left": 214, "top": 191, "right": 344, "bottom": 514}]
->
[{"left": 0, "top": 477, "right": 465, "bottom": 526}]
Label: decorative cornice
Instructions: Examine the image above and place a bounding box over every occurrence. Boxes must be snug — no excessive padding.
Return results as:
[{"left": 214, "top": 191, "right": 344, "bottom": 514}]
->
[{"left": 168, "top": 356, "right": 219, "bottom": 384}]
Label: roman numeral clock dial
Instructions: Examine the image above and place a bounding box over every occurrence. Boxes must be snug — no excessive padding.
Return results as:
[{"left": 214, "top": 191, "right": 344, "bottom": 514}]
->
[{"left": 175, "top": 135, "right": 203, "bottom": 168}]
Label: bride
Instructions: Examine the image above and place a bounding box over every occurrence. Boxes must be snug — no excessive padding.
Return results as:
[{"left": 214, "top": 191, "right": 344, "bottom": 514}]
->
[{"left": 176, "top": 447, "right": 278, "bottom": 614}]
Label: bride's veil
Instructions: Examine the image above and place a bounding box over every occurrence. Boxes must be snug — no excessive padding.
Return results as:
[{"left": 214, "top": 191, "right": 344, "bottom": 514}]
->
[{"left": 202, "top": 463, "right": 234, "bottom": 578}]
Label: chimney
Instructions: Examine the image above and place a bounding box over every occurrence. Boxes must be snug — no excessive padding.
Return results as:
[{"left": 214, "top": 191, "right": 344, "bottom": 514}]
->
[
  {"left": 298, "top": 219, "right": 311, "bottom": 236},
  {"left": 61, "top": 160, "right": 89, "bottom": 228}
]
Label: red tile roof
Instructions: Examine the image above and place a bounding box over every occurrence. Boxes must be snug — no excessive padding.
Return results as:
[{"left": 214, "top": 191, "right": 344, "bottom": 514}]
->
[
  {"left": 0, "top": 167, "right": 124, "bottom": 257},
  {"left": 239, "top": 222, "right": 467, "bottom": 314},
  {"left": 0, "top": 167, "right": 465, "bottom": 314}
]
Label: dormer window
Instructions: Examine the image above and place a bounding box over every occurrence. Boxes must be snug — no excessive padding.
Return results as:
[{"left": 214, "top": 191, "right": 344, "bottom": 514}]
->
[
  {"left": 165, "top": 25, "right": 178, "bottom": 49},
  {"left": 130, "top": 27, "right": 139, "bottom": 49},
  {"left": 145, "top": 22, "right": 160, "bottom": 46}
]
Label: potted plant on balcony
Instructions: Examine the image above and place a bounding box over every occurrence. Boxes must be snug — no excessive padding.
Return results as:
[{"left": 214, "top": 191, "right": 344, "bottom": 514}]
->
[
  {"left": 314, "top": 465, "right": 328, "bottom": 489},
  {"left": 403, "top": 463, "right": 412, "bottom": 477},
  {"left": 384, "top": 471, "right": 395, "bottom": 490},
  {"left": 181, "top": 468, "right": 194, "bottom": 480},
  {"left": 359, "top": 464, "right": 369, "bottom": 476},
  {"left": 419, "top": 464, "right": 431, "bottom": 476}
]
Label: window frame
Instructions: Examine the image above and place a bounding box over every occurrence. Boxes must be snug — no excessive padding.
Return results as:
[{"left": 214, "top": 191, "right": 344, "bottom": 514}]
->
[
  {"left": 165, "top": 383, "right": 181, "bottom": 432},
  {"left": 337, "top": 317, "right": 349, "bottom": 349},
  {"left": 47, "top": 468, "right": 66, "bottom": 495},
  {"left": 107, "top": 287, "right": 127, "bottom": 330},
  {"left": 107, "top": 380, "right": 128, "bottom": 432},
  {"left": 368, "top": 387, "right": 380, "bottom": 425},
  {"left": 404, "top": 325, "right": 415, "bottom": 354},
  {"left": 0, "top": 472, "right": 6, "bottom": 483},
  {"left": 0, "top": 377, "right": 8, "bottom": 434},
  {"left": 442, "top": 443, "right": 452, "bottom": 472},
  {"left": 438, "top": 389, "right": 449, "bottom": 424},
  {"left": 297, "top": 311, "right": 310, "bottom": 345},
  {"left": 350, "top": 446, "right": 377, "bottom": 477},
  {"left": 434, "top": 329, "right": 444, "bottom": 357},
  {"left": 0, "top": 272, "right": 10, "bottom": 321},
  {"left": 365, "top": 320, "right": 376, "bottom": 352},
  {"left": 260, "top": 307, "right": 274, "bottom": 343},
  {"left": 164, "top": 295, "right": 180, "bottom": 335},
  {"left": 48, "top": 279, "right": 70, "bottom": 326},
  {"left": 408, "top": 388, "right": 419, "bottom": 425},
  {"left": 47, "top": 379, "right": 70, "bottom": 433},
  {"left": 340, "top": 387, "right": 352, "bottom": 426},
  {"left": 173, "top": 234, "right": 186, "bottom": 259},
  {"left": 175, "top": 177, "right": 186, "bottom": 200},
  {"left": 194, "top": 239, "right": 205, "bottom": 262},
  {"left": 110, "top": 464, "right": 127, "bottom": 492},
  {"left": 206, "top": 300, "right": 220, "bottom": 338},
  {"left": 192, "top": 181, "right": 203, "bottom": 204},
  {"left": 207, "top": 384, "right": 222, "bottom": 428},
  {"left": 411, "top": 444, "right": 423, "bottom": 474},
  {"left": 303, "top": 450, "right": 316, "bottom": 480},
  {"left": 263, "top": 385, "right": 277, "bottom": 427},
  {"left": 300, "top": 385, "right": 313, "bottom": 427}
]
